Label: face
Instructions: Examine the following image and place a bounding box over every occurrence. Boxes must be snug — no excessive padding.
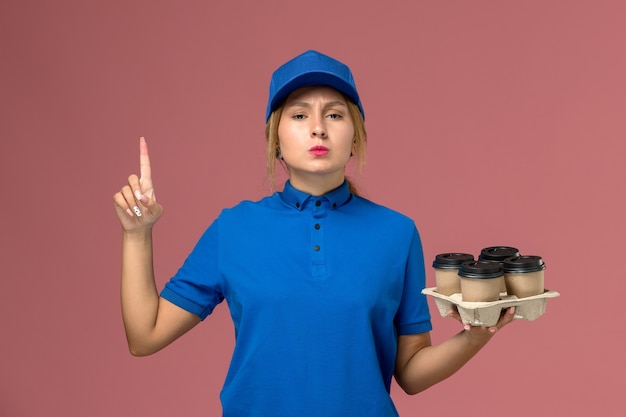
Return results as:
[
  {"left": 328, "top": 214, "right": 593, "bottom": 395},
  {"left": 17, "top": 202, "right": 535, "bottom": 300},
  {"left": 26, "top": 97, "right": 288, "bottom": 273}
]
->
[{"left": 278, "top": 86, "right": 355, "bottom": 191}]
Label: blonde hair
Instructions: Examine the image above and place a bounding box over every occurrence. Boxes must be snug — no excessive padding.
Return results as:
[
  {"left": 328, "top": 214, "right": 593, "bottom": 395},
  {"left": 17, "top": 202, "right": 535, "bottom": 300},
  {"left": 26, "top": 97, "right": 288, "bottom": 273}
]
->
[{"left": 265, "top": 96, "right": 367, "bottom": 195}]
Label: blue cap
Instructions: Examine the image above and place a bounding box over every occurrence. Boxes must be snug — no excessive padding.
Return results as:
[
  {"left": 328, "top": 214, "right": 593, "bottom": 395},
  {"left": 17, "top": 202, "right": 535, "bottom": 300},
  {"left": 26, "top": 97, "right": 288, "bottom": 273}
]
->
[{"left": 265, "top": 50, "right": 364, "bottom": 122}]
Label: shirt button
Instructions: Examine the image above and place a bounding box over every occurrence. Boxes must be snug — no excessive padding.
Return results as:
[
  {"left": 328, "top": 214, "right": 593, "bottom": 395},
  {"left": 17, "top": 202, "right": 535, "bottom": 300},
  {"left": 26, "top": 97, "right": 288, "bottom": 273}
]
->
[
  {"left": 314, "top": 224, "right": 320, "bottom": 230},
  {"left": 332, "top": 203, "right": 337, "bottom": 209},
  {"left": 313, "top": 245, "right": 320, "bottom": 251},
  {"left": 295, "top": 202, "right": 300, "bottom": 208},
  {"left": 315, "top": 200, "right": 321, "bottom": 206}
]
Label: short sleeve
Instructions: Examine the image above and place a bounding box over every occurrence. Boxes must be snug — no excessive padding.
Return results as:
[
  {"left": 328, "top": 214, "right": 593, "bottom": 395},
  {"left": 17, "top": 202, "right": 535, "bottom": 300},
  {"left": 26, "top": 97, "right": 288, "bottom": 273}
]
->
[
  {"left": 394, "top": 226, "right": 433, "bottom": 335},
  {"left": 160, "top": 219, "right": 224, "bottom": 320}
]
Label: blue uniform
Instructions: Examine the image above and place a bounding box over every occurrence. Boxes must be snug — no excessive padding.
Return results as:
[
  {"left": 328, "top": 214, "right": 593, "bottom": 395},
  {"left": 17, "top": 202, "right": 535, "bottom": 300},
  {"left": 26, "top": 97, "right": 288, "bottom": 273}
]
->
[{"left": 161, "top": 180, "right": 432, "bottom": 416}]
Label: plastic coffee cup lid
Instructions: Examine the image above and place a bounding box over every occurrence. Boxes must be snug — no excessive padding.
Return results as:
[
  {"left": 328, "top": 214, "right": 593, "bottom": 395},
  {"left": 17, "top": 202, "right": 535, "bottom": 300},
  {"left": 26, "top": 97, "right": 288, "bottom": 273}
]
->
[
  {"left": 503, "top": 255, "right": 546, "bottom": 273},
  {"left": 432, "top": 253, "right": 475, "bottom": 269},
  {"left": 458, "top": 260, "right": 503, "bottom": 279},
  {"left": 479, "top": 246, "right": 520, "bottom": 262}
]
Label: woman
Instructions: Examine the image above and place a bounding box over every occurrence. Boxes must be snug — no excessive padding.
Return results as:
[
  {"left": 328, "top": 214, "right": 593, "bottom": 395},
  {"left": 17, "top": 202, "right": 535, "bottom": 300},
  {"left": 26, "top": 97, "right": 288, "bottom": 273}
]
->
[{"left": 113, "top": 50, "right": 515, "bottom": 416}]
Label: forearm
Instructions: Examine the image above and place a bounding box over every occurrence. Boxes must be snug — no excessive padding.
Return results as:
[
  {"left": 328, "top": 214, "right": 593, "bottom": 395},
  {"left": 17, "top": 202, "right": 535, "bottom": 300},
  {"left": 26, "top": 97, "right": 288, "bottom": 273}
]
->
[
  {"left": 396, "top": 330, "right": 490, "bottom": 395},
  {"left": 120, "top": 229, "right": 160, "bottom": 353},
  {"left": 396, "top": 306, "right": 516, "bottom": 394},
  {"left": 114, "top": 138, "right": 200, "bottom": 356}
]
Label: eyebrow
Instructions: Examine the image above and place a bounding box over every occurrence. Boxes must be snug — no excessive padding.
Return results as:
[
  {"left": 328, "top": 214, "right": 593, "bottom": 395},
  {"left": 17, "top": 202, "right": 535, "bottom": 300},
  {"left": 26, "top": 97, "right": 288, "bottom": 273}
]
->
[{"left": 285, "top": 100, "right": 348, "bottom": 109}]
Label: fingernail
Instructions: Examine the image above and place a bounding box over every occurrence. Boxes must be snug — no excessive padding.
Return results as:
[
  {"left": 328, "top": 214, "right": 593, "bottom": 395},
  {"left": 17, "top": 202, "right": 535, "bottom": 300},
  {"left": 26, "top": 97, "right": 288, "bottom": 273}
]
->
[
  {"left": 126, "top": 208, "right": 134, "bottom": 217},
  {"left": 134, "top": 190, "right": 142, "bottom": 200},
  {"left": 463, "top": 324, "right": 470, "bottom": 331},
  {"left": 489, "top": 327, "right": 497, "bottom": 334},
  {"left": 139, "top": 194, "right": 149, "bottom": 204},
  {"left": 132, "top": 206, "right": 142, "bottom": 217}
]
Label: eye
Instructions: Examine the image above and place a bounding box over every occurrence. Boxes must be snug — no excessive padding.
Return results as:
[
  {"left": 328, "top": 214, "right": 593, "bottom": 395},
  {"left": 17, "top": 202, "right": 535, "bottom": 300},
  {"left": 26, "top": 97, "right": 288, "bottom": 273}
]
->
[
  {"left": 326, "top": 113, "right": 343, "bottom": 119},
  {"left": 292, "top": 113, "right": 306, "bottom": 120}
]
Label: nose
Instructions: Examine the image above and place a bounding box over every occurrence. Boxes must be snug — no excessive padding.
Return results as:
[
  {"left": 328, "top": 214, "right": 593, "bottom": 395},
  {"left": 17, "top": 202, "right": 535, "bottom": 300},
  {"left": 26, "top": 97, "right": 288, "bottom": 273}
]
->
[{"left": 311, "top": 118, "right": 328, "bottom": 139}]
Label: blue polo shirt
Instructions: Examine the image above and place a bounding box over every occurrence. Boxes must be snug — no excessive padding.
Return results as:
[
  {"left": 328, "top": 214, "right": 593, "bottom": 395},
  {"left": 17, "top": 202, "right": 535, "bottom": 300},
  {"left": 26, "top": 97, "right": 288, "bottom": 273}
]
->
[{"left": 161, "top": 180, "right": 432, "bottom": 417}]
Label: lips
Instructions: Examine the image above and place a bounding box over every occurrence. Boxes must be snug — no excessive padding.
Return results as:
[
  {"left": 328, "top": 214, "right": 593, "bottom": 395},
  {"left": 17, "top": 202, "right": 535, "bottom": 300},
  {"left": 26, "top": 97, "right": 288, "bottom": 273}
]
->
[{"left": 309, "top": 145, "right": 329, "bottom": 156}]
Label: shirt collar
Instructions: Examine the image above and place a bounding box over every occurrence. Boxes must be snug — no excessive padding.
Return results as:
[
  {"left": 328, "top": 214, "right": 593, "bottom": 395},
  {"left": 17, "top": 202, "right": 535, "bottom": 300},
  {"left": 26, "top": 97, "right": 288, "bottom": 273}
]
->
[{"left": 280, "top": 180, "right": 352, "bottom": 211}]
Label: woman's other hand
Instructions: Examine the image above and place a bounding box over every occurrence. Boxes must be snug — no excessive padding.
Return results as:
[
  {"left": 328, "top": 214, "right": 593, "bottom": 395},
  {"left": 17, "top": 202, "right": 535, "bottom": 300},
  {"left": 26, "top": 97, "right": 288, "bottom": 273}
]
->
[{"left": 113, "top": 137, "right": 164, "bottom": 232}]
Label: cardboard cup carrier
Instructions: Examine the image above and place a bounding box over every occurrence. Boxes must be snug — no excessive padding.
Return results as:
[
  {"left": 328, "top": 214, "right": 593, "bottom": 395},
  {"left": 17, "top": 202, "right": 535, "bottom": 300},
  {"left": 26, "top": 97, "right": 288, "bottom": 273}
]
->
[{"left": 424, "top": 251, "right": 559, "bottom": 326}]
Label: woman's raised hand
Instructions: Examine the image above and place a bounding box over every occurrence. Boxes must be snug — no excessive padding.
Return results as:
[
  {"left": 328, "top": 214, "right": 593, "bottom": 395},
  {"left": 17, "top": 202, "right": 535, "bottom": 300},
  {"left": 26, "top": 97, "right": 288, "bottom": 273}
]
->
[{"left": 113, "top": 137, "right": 164, "bottom": 232}]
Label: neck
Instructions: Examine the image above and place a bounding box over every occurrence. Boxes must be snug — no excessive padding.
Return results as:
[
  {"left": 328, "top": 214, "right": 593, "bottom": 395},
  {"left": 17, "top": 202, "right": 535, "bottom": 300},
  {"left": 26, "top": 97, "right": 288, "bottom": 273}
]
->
[{"left": 288, "top": 172, "right": 345, "bottom": 196}]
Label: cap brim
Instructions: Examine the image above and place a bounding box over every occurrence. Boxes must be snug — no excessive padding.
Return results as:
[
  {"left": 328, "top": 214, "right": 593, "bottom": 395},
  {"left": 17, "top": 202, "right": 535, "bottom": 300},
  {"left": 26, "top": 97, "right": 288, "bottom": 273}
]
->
[{"left": 266, "top": 71, "right": 362, "bottom": 121}]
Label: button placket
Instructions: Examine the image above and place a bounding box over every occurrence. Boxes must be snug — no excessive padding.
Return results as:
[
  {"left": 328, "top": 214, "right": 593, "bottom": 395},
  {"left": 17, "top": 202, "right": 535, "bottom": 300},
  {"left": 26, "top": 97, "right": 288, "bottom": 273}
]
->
[{"left": 310, "top": 199, "right": 327, "bottom": 278}]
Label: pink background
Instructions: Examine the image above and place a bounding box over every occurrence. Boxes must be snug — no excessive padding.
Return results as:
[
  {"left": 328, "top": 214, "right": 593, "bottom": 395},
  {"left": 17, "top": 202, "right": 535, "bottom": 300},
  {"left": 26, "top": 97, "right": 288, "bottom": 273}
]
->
[{"left": 1, "top": 1, "right": 624, "bottom": 416}]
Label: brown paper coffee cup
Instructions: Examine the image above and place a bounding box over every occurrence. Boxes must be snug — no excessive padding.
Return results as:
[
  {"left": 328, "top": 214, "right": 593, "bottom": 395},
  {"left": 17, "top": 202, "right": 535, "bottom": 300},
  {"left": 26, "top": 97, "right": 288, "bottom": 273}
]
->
[
  {"left": 503, "top": 255, "right": 546, "bottom": 298},
  {"left": 479, "top": 246, "right": 520, "bottom": 293},
  {"left": 459, "top": 260, "right": 504, "bottom": 302},
  {"left": 432, "top": 253, "right": 475, "bottom": 296}
]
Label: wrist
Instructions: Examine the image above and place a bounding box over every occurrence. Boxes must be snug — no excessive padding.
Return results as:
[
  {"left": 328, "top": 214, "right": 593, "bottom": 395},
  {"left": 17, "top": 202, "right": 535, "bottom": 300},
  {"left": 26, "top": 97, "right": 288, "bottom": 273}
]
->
[
  {"left": 461, "top": 326, "right": 494, "bottom": 349},
  {"left": 123, "top": 228, "right": 153, "bottom": 243}
]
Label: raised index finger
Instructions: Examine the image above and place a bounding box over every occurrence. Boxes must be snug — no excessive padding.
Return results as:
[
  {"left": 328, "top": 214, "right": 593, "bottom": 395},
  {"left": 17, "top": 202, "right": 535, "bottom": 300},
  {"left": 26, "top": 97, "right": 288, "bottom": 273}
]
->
[{"left": 139, "top": 136, "right": 152, "bottom": 183}]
